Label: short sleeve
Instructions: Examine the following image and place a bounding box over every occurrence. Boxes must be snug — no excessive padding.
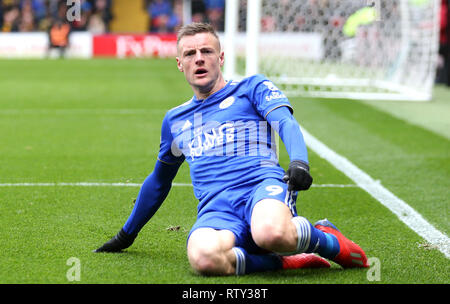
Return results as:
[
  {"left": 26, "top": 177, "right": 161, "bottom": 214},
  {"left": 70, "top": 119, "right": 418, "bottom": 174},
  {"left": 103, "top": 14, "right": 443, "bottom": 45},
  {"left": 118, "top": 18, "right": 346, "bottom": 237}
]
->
[{"left": 249, "top": 75, "right": 293, "bottom": 118}]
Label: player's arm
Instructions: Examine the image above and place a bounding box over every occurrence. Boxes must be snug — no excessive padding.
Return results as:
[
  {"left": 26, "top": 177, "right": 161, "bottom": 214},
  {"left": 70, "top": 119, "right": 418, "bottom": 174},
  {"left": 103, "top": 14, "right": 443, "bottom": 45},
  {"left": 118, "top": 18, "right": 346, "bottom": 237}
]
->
[
  {"left": 249, "top": 75, "right": 312, "bottom": 191},
  {"left": 94, "top": 160, "right": 181, "bottom": 252},
  {"left": 95, "top": 114, "right": 184, "bottom": 252},
  {"left": 266, "top": 106, "right": 313, "bottom": 191}
]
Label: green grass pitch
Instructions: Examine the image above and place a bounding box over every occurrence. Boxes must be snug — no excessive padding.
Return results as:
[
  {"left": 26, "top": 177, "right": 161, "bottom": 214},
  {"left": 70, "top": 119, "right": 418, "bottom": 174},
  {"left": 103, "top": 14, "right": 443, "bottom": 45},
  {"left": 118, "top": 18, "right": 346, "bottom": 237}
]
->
[{"left": 0, "top": 59, "right": 448, "bottom": 284}]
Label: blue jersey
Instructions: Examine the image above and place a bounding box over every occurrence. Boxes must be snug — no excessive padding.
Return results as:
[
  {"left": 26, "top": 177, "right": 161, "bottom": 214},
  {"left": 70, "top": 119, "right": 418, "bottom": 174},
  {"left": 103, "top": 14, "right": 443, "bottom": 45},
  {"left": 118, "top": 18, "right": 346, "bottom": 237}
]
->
[{"left": 157, "top": 74, "right": 295, "bottom": 211}]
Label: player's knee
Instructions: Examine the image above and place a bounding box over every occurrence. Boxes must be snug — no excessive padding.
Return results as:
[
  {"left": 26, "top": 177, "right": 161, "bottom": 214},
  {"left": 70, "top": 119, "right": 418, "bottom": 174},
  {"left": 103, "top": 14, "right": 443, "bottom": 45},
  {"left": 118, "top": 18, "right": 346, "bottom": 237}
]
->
[
  {"left": 251, "top": 199, "right": 296, "bottom": 252},
  {"left": 187, "top": 229, "right": 234, "bottom": 275},
  {"left": 252, "top": 219, "right": 289, "bottom": 250},
  {"left": 188, "top": 244, "right": 225, "bottom": 275},
  {"left": 188, "top": 244, "right": 221, "bottom": 275}
]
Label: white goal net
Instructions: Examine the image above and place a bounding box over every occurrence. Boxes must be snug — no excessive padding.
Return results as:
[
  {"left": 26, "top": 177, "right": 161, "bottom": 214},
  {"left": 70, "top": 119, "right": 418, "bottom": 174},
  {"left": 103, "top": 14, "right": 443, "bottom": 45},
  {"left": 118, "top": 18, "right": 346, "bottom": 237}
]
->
[{"left": 223, "top": 0, "right": 441, "bottom": 101}]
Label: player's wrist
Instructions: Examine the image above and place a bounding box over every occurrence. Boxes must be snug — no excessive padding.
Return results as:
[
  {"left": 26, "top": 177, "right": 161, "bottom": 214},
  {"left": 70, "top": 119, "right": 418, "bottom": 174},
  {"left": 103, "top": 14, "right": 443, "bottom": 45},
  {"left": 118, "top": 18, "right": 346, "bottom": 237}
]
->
[
  {"left": 283, "top": 160, "right": 313, "bottom": 191},
  {"left": 289, "top": 160, "right": 309, "bottom": 172}
]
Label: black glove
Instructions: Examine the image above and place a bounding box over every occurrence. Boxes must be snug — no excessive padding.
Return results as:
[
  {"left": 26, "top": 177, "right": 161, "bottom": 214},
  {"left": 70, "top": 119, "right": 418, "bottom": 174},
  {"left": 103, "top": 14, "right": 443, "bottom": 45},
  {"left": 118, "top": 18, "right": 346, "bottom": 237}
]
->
[
  {"left": 94, "top": 228, "right": 137, "bottom": 253},
  {"left": 282, "top": 160, "right": 313, "bottom": 191}
]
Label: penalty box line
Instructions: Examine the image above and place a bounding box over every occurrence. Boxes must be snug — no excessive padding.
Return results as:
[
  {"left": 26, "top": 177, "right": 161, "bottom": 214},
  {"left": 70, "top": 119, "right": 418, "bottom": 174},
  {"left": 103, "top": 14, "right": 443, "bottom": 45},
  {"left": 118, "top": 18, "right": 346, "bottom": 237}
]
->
[{"left": 301, "top": 125, "right": 450, "bottom": 259}]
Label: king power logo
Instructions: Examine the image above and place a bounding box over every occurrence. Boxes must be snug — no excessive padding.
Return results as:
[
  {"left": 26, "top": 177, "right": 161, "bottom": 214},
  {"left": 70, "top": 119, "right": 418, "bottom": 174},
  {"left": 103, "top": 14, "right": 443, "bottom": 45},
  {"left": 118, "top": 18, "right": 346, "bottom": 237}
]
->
[{"left": 171, "top": 114, "right": 280, "bottom": 162}]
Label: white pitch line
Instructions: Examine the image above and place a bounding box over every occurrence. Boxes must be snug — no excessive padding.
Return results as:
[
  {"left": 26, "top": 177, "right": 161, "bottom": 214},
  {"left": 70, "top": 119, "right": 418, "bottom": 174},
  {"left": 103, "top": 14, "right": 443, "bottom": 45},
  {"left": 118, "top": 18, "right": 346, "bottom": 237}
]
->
[
  {"left": 0, "top": 182, "right": 187, "bottom": 187},
  {"left": 0, "top": 182, "right": 356, "bottom": 188},
  {"left": 301, "top": 126, "right": 450, "bottom": 259}
]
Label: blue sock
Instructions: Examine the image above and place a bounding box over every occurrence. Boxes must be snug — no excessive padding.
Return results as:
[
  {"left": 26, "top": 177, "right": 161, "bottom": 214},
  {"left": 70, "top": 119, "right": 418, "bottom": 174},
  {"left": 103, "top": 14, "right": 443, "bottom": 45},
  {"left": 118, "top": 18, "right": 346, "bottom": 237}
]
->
[
  {"left": 232, "top": 247, "right": 282, "bottom": 275},
  {"left": 291, "top": 216, "right": 340, "bottom": 260}
]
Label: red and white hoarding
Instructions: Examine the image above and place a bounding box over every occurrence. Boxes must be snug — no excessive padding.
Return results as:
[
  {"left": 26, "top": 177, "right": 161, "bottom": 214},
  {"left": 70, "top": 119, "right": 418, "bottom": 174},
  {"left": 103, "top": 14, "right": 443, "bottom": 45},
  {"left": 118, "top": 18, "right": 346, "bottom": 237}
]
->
[
  {"left": 93, "top": 34, "right": 177, "bottom": 58},
  {"left": 0, "top": 32, "right": 177, "bottom": 59}
]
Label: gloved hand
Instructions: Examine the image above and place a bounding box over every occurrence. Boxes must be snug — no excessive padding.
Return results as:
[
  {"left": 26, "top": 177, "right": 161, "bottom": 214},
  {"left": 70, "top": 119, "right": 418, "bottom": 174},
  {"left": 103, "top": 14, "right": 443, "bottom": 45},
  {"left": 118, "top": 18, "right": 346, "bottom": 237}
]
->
[
  {"left": 282, "top": 160, "right": 313, "bottom": 191},
  {"left": 94, "top": 228, "right": 136, "bottom": 253}
]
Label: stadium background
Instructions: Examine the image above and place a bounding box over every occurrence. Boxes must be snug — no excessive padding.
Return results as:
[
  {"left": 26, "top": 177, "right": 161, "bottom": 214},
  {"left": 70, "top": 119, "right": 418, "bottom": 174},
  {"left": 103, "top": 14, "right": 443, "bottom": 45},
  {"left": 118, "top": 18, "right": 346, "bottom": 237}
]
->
[{"left": 0, "top": 0, "right": 224, "bottom": 58}]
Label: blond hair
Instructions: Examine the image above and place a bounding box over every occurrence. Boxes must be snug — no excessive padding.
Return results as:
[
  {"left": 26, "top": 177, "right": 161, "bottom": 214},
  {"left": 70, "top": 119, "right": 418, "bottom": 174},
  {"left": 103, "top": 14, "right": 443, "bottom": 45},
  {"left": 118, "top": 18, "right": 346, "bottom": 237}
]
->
[{"left": 177, "top": 23, "right": 220, "bottom": 49}]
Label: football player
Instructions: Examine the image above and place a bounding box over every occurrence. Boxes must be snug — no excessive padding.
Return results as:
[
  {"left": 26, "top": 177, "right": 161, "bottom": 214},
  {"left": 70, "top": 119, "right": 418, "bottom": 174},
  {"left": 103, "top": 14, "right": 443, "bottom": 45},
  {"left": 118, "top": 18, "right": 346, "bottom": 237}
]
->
[{"left": 95, "top": 23, "right": 368, "bottom": 275}]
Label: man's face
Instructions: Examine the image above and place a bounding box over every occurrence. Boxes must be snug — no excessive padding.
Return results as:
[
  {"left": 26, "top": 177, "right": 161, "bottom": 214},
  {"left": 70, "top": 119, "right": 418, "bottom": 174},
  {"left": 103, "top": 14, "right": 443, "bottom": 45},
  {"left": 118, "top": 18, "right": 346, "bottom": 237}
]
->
[{"left": 176, "top": 32, "right": 225, "bottom": 97}]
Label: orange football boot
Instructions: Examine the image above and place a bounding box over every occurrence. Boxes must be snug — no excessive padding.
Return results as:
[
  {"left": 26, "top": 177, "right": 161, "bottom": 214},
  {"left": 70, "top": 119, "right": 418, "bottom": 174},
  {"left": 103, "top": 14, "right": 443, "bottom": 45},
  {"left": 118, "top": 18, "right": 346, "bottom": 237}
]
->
[
  {"left": 282, "top": 253, "right": 331, "bottom": 269},
  {"left": 314, "top": 219, "right": 368, "bottom": 268}
]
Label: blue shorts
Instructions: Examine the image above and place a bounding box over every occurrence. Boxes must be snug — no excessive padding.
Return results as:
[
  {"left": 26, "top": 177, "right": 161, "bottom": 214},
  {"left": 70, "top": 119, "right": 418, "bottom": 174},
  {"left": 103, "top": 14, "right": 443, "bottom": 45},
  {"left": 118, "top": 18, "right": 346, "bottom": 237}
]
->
[{"left": 188, "top": 177, "right": 298, "bottom": 252}]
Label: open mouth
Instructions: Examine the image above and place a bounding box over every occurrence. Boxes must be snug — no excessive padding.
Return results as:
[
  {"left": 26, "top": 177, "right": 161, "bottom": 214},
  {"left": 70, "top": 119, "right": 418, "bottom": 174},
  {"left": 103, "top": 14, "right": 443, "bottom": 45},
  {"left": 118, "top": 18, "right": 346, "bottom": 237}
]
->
[{"left": 195, "top": 68, "right": 208, "bottom": 77}]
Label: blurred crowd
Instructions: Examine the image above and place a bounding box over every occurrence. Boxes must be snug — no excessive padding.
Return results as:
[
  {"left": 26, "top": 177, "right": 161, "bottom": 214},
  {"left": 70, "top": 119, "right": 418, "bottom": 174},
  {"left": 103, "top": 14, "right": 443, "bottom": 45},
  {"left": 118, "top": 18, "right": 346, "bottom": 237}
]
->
[
  {"left": 0, "top": 0, "right": 225, "bottom": 34},
  {"left": 146, "top": 0, "right": 224, "bottom": 33},
  {"left": 0, "top": 0, "right": 113, "bottom": 33}
]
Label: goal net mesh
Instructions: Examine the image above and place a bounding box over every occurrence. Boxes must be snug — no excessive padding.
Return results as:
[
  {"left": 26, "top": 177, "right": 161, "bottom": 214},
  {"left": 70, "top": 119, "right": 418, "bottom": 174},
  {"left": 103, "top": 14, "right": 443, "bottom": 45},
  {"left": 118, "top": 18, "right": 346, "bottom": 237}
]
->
[{"left": 235, "top": 0, "right": 441, "bottom": 101}]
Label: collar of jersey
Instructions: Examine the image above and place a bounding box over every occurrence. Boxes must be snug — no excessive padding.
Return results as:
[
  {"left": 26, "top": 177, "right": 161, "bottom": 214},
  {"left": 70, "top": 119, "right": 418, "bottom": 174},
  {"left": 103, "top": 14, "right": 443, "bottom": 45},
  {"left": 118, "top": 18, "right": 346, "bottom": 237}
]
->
[{"left": 192, "top": 80, "right": 232, "bottom": 104}]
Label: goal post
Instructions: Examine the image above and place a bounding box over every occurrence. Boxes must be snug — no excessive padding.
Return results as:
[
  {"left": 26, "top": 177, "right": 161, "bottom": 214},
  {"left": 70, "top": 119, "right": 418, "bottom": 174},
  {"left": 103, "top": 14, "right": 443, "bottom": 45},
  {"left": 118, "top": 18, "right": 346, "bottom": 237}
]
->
[{"left": 224, "top": 0, "right": 442, "bottom": 101}]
